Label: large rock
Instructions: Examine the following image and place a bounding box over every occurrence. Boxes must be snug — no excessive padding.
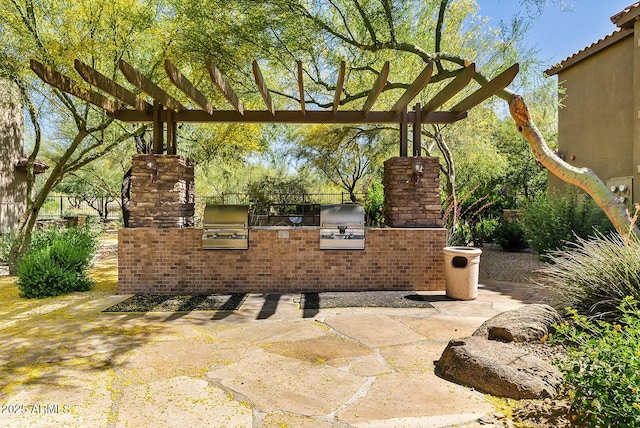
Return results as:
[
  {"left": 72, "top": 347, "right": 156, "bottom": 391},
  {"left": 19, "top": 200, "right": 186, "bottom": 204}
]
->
[
  {"left": 435, "top": 336, "right": 562, "bottom": 399},
  {"left": 472, "top": 304, "right": 562, "bottom": 343}
]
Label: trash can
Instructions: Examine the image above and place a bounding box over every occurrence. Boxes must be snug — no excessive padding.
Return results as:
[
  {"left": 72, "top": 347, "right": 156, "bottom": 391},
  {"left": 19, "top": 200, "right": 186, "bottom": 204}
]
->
[{"left": 443, "top": 246, "right": 482, "bottom": 300}]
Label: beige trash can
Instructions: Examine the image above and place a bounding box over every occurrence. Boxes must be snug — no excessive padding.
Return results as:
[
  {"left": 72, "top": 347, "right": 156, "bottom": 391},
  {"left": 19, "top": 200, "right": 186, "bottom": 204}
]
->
[{"left": 443, "top": 246, "right": 482, "bottom": 300}]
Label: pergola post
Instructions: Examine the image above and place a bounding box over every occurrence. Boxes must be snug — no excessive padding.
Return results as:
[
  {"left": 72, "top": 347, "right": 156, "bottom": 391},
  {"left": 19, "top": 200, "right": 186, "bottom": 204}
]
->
[
  {"left": 413, "top": 103, "right": 422, "bottom": 157},
  {"left": 152, "top": 101, "right": 164, "bottom": 154},
  {"left": 400, "top": 106, "right": 408, "bottom": 157}
]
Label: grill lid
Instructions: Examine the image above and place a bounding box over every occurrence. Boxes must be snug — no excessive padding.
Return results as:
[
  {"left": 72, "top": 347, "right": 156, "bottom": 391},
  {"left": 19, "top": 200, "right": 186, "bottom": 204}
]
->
[
  {"left": 203, "top": 204, "right": 249, "bottom": 250},
  {"left": 203, "top": 204, "right": 249, "bottom": 227},
  {"left": 320, "top": 204, "right": 364, "bottom": 228}
]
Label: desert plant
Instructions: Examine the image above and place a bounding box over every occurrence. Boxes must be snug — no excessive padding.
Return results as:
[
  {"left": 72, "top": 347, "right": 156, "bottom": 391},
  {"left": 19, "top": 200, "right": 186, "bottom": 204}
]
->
[
  {"left": 443, "top": 188, "right": 494, "bottom": 246},
  {"left": 15, "top": 227, "right": 98, "bottom": 298},
  {"left": 470, "top": 216, "right": 499, "bottom": 245},
  {"left": 494, "top": 219, "right": 528, "bottom": 252},
  {"left": 520, "top": 191, "right": 614, "bottom": 259},
  {"left": 550, "top": 297, "right": 640, "bottom": 427},
  {"left": 537, "top": 230, "right": 640, "bottom": 318}
]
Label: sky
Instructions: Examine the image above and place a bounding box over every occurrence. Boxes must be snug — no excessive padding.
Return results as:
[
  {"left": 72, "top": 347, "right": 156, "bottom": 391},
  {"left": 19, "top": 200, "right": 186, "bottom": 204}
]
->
[{"left": 477, "top": 0, "right": 634, "bottom": 67}]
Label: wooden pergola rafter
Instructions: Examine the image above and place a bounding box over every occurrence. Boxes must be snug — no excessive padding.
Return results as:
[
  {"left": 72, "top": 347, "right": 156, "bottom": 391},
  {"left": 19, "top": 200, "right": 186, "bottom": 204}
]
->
[{"left": 30, "top": 58, "right": 519, "bottom": 156}]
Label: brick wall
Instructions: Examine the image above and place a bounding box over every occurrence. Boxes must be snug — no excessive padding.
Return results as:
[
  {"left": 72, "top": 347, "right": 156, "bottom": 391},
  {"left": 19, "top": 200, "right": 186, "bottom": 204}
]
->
[
  {"left": 383, "top": 156, "right": 442, "bottom": 227},
  {"left": 118, "top": 227, "right": 446, "bottom": 294},
  {"left": 129, "top": 154, "right": 195, "bottom": 228}
]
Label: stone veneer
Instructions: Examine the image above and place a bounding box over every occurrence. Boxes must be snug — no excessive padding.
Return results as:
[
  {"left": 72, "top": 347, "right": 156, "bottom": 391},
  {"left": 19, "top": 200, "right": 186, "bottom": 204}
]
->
[
  {"left": 129, "top": 154, "right": 195, "bottom": 228},
  {"left": 383, "top": 156, "right": 442, "bottom": 227},
  {"left": 118, "top": 227, "right": 446, "bottom": 294}
]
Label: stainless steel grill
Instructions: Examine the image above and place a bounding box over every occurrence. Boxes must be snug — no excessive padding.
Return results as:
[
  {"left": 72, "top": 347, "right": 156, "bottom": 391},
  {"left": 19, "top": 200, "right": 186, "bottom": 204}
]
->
[
  {"left": 319, "top": 204, "right": 365, "bottom": 250},
  {"left": 202, "top": 204, "right": 249, "bottom": 250}
]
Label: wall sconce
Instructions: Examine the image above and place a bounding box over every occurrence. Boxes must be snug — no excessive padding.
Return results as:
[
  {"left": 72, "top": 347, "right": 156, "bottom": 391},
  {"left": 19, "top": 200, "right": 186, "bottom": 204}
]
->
[
  {"left": 412, "top": 158, "right": 424, "bottom": 184},
  {"left": 145, "top": 153, "right": 158, "bottom": 183}
]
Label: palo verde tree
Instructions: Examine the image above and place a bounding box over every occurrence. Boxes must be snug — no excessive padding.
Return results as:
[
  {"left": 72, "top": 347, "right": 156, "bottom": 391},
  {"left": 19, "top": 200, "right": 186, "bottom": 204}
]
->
[
  {"left": 0, "top": 0, "right": 173, "bottom": 269},
  {"left": 293, "top": 125, "right": 395, "bottom": 202},
  {"left": 213, "top": 0, "right": 542, "bottom": 224},
  {"left": 240, "top": 0, "right": 637, "bottom": 237}
]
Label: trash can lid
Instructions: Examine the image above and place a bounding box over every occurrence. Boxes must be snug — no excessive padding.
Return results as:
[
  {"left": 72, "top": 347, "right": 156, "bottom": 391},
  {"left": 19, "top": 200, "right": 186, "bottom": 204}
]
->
[{"left": 443, "top": 246, "right": 482, "bottom": 256}]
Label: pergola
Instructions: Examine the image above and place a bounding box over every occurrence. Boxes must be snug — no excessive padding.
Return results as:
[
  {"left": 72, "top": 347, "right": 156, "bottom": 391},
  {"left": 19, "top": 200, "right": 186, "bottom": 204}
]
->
[{"left": 30, "top": 58, "right": 518, "bottom": 157}]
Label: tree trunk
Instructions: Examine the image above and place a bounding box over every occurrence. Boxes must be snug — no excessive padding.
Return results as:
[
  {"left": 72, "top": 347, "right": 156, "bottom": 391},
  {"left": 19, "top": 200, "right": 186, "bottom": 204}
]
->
[
  {"left": 508, "top": 94, "right": 639, "bottom": 238},
  {"left": 122, "top": 168, "right": 132, "bottom": 227}
]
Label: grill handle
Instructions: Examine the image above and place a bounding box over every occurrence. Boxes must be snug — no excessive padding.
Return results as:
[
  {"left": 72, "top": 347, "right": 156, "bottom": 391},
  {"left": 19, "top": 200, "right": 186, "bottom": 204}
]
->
[{"left": 203, "top": 223, "right": 246, "bottom": 228}]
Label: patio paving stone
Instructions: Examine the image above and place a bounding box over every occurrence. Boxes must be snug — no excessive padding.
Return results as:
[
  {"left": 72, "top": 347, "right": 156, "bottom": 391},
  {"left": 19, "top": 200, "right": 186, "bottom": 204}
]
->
[{"left": 0, "top": 269, "right": 553, "bottom": 427}]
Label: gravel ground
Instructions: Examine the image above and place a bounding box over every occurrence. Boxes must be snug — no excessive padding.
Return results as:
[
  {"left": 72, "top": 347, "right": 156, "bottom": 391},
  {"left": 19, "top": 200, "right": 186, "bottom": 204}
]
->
[{"left": 479, "top": 244, "right": 547, "bottom": 283}]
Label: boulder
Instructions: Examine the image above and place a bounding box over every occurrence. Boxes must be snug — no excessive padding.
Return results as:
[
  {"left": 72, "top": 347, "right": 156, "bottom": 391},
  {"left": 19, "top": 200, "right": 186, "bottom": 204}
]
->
[
  {"left": 472, "top": 304, "right": 562, "bottom": 343},
  {"left": 435, "top": 336, "right": 562, "bottom": 399}
]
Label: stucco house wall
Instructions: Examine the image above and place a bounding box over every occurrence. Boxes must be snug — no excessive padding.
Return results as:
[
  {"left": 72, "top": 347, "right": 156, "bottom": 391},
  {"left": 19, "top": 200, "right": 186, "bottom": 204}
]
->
[
  {"left": 546, "top": 4, "right": 640, "bottom": 203},
  {"left": 0, "top": 80, "right": 26, "bottom": 234}
]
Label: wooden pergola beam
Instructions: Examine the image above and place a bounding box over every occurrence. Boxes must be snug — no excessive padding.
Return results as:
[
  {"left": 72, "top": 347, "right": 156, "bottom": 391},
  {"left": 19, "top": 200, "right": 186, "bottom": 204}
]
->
[
  {"left": 362, "top": 61, "right": 390, "bottom": 115},
  {"left": 111, "top": 109, "right": 465, "bottom": 124},
  {"left": 297, "top": 61, "right": 306, "bottom": 116},
  {"left": 165, "top": 60, "right": 215, "bottom": 116},
  {"left": 252, "top": 60, "right": 275, "bottom": 116},
  {"left": 450, "top": 63, "right": 519, "bottom": 115},
  {"left": 31, "top": 59, "right": 118, "bottom": 113},
  {"left": 422, "top": 63, "right": 475, "bottom": 115},
  {"left": 119, "top": 59, "right": 186, "bottom": 112},
  {"left": 332, "top": 61, "right": 346, "bottom": 116},
  {"left": 391, "top": 62, "right": 434, "bottom": 116},
  {"left": 207, "top": 60, "right": 245, "bottom": 115},
  {"left": 74, "top": 59, "right": 151, "bottom": 113}
]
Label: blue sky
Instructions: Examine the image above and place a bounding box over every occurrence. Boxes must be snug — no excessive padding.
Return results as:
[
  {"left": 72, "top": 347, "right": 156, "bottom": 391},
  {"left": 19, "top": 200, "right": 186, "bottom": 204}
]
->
[{"left": 477, "top": 0, "right": 634, "bottom": 67}]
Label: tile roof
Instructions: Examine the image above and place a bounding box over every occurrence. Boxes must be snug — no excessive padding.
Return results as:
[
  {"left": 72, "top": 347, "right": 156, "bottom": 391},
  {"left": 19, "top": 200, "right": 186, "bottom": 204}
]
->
[
  {"left": 545, "top": 3, "right": 639, "bottom": 76},
  {"left": 610, "top": 2, "right": 640, "bottom": 27}
]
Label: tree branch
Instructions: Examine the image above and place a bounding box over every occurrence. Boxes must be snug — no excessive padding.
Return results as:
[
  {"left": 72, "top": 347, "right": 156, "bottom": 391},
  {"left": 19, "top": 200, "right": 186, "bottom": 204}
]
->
[
  {"left": 380, "top": 0, "right": 396, "bottom": 43},
  {"left": 352, "top": 0, "right": 378, "bottom": 45},
  {"left": 509, "top": 94, "right": 638, "bottom": 237},
  {"left": 435, "top": 0, "right": 450, "bottom": 73}
]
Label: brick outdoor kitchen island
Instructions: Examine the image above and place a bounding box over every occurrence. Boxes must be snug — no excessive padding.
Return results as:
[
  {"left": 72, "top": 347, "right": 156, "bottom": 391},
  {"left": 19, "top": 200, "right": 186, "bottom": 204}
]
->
[
  {"left": 29, "top": 57, "right": 519, "bottom": 295},
  {"left": 117, "top": 155, "right": 447, "bottom": 294}
]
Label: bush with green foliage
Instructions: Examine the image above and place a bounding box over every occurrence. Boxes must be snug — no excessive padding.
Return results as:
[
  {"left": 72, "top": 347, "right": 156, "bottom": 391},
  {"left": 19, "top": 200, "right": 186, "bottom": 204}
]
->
[
  {"left": 470, "top": 216, "right": 499, "bottom": 245},
  {"left": 537, "top": 231, "right": 640, "bottom": 318},
  {"left": 550, "top": 297, "right": 640, "bottom": 427},
  {"left": 443, "top": 188, "right": 494, "bottom": 247},
  {"left": 246, "top": 176, "right": 310, "bottom": 215},
  {"left": 363, "top": 177, "right": 384, "bottom": 227},
  {"left": 494, "top": 219, "right": 528, "bottom": 252},
  {"left": 520, "top": 191, "right": 614, "bottom": 259},
  {"left": 16, "top": 227, "right": 98, "bottom": 298}
]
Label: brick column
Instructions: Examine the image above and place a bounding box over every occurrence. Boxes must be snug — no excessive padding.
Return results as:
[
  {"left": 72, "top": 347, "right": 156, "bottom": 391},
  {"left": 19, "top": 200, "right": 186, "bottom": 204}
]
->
[
  {"left": 383, "top": 156, "right": 442, "bottom": 227},
  {"left": 129, "top": 154, "right": 195, "bottom": 228}
]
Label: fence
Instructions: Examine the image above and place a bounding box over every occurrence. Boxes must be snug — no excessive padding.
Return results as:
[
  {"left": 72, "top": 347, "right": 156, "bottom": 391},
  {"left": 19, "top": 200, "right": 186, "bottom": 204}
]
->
[
  {"left": 39, "top": 195, "right": 122, "bottom": 219},
  {"left": 38, "top": 192, "right": 367, "bottom": 224},
  {"left": 194, "top": 193, "right": 367, "bottom": 227}
]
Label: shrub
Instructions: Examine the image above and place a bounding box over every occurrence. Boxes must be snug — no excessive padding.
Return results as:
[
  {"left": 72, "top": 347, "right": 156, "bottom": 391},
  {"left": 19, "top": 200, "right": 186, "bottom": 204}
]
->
[
  {"left": 470, "top": 216, "right": 499, "bottom": 245},
  {"left": 520, "top": 191, "right": 614, "bottom": 259},
  {"left": 494, "top": 219, "right": 527, "bottom": 252},
  {"left": 550, "top": 297, "right": 640, "bottom": 427},
  {"left": 536, "top": 232, "right": 640, "bottom": 318},
  {"left": 0, "top": 232, "right": 13, "bottom": 263},
  {"left": 16, "top": 227, "right": 97, "bottom": 298}
]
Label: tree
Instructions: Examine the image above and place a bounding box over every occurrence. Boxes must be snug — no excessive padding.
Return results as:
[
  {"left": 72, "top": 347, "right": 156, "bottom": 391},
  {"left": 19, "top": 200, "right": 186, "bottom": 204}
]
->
[
  {"left": 246, "top": 0, "right": 637, "bottom": 236},
  {"left": 294, "top": 125, "right": 394, "bottom": 202},
  {"left": 0, "top": 0, "right": 174, "bottom": 269}
]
